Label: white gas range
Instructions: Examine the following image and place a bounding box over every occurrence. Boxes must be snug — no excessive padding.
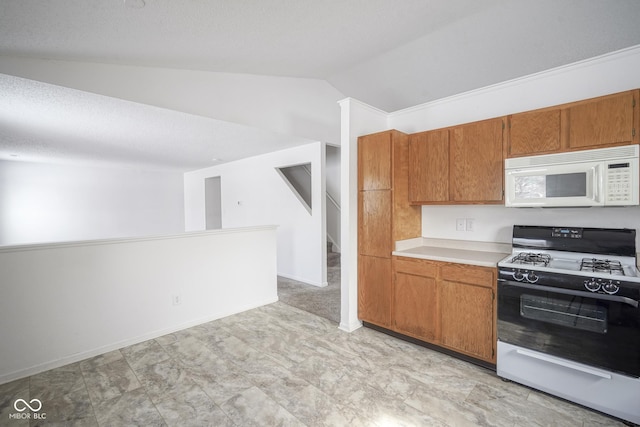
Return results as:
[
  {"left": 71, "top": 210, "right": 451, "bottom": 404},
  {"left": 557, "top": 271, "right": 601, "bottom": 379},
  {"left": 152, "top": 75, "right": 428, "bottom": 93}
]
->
[{"left": 496, "top": 225, "right": 640, "bottom": 425}]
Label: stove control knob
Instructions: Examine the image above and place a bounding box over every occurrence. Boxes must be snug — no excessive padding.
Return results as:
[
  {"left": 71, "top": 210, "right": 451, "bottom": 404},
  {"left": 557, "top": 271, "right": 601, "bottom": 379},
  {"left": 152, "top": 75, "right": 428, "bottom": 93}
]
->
[
  {"left": 602, "top": 280, "right": 620, "bottom": 295},
  {"left": 513, "top": 269, "right": 525, "bottom": 281},
  {"left": 526, "top": 271, "right": 539, "bottom": 284},
  {"left": 584, "top": 279, "right": 601, "bottom": 292}
]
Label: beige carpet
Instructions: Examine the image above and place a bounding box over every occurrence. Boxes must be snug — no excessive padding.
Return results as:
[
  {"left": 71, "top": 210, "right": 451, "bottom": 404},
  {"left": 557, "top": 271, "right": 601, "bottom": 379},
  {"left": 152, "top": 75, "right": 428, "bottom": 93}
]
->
[{"left": 277, "top": 249, "right": 340, "bottom": 323}]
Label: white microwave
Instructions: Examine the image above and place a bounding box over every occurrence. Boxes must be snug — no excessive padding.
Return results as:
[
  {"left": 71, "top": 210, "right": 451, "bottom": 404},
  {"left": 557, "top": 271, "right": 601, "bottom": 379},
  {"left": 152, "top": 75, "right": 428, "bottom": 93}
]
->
[{"left": 505, "top": 145, "right": 639, "bottom": 207}]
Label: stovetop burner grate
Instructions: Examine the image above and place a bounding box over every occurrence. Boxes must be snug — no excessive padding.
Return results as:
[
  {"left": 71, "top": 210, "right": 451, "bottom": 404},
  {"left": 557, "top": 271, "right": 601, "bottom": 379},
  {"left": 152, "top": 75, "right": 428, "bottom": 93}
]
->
[
  {"left": 510, "top": 252, "right": 551, "bottom": 267},
  {"left": 580, "top": 258, "right": 625, "bottom": 276}
]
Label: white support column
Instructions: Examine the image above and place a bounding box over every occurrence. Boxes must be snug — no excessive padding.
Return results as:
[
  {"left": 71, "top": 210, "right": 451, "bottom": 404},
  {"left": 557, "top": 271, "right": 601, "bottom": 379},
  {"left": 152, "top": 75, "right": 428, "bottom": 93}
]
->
[{"left": 337, "top": 98, "right": 388, "bottom": 332}]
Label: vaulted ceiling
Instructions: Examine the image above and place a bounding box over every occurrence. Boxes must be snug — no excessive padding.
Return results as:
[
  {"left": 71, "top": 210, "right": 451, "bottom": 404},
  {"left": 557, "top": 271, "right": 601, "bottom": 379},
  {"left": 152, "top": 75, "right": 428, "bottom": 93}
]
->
[{"left": 1, "top": 0, "right": 640, "bottom": 170}]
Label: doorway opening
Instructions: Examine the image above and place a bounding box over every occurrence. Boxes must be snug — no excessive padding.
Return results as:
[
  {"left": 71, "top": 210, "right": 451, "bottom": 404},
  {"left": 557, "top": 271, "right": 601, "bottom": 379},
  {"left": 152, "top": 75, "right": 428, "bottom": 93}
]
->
[{"left": 205, "top": 176, "right": 222, "bottom": 229}]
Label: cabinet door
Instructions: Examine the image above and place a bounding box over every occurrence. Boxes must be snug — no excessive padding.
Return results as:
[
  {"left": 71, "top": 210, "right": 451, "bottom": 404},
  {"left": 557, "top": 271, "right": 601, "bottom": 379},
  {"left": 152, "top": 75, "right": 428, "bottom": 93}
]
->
[
  {"left": 358, "top": 190, "right": 391, "bottom": 257},
  {"left": 358, "top": 132, "right": 391, "bottom": 191},
  {"left": 508, "top": 109, "right": 561, "bottom": 156},
  {"left": 449, "top": 118, "right": 504, "bottom": 203},
  {"left": 358, "top": 255, "right": 392, "bottom": 327},
  {"left": 409, "top": 129, "right": 449, "bottom": 202},
  {"left": 568, "top": 91, "right": 636, "bottom": 149},
  {"left": 394, "top": 272, "right": 438, "bottom": 341},
  {"left": 440, "top": 280, "right": 494, "bottom": 362}
]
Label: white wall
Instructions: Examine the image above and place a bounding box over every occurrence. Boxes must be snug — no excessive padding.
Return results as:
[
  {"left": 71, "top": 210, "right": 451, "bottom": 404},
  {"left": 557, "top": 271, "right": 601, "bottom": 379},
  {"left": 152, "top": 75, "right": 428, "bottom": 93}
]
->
[
  {"left": 389, "top": 45, "right": 640, "bottom": 132},
  {"left": 387, "top": 45, "right": 640, "bottom": 245},
  {"left": 0, "top": 160, "right": 185, "bottom": 246},
  {"left": 0, "top": 226, "right": 278, "bottom": 384},
  {"left": 184, "top": 143, "right": 327, "bottom": 286}
]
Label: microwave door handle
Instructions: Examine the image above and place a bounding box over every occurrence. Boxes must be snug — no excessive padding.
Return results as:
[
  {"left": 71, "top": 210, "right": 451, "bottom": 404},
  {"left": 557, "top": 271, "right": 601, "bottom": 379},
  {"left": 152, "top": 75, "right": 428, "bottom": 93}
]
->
[
  {"left": 592, "top": 164, "right": 602, "bottom": 203},
  {"left": 592, "top": 167, "right": 598, "bottom": 201}
]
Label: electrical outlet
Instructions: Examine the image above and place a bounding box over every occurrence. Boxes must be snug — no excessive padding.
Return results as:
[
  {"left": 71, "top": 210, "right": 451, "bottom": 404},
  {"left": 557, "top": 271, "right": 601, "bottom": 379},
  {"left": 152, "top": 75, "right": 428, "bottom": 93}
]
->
[
  {"left": 466, "top": 218, "right": 475, "bottom": 232},
  {"left": 456, "top": 218, "right": 466, "bottom": 231},
  {"left": 172, "top": 295, "right": 182, "bottom": 306}
]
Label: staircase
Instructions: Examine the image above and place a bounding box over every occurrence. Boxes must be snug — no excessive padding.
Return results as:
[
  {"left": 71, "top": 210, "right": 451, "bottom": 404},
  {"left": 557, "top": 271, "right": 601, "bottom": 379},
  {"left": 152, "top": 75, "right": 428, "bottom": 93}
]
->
[
  {"left": 327, "top": 240, "right": 340, "bottom": 268},
  {"left": 276, "top": 162, "right": 341, "bottom": 253}
]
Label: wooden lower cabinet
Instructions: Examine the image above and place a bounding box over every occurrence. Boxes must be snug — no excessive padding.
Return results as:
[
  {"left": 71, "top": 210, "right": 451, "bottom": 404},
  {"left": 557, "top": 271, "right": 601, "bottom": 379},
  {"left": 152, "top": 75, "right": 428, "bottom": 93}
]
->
[
  {"left": 440, "top": 280, "right": 495, "bottom": 362},
  {"left": 394, "top": 271, "right": 439, "bottom": 341},
  {"left": 392, "top": 256, "right": 497, "bottom": 364},
  {"left": 358, "top": 255, "right": 392, "bottom": 328}
]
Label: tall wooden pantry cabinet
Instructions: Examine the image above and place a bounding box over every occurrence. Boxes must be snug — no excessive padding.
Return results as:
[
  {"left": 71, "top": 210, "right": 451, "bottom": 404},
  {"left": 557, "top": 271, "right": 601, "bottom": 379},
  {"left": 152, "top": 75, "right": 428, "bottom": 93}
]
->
[{"left": 357, "top": 130, "right": 421, "bottom": 327}]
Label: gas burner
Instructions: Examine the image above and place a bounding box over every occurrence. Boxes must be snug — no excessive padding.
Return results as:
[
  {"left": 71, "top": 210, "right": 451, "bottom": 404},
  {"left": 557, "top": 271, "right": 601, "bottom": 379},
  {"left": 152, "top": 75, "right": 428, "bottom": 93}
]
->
[
  {"left": 580, "top": 258, "right": 625, "bottom": 276},
  {"left": 510, "top": 252, "right": 551, "bottom": 267}
]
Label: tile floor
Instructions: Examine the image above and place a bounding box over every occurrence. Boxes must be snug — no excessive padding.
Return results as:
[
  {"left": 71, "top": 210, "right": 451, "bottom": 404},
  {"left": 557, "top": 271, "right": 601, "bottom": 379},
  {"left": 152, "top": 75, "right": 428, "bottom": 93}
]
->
[{"left": 0, "top": 301, "right": 628, "bottom": 426}]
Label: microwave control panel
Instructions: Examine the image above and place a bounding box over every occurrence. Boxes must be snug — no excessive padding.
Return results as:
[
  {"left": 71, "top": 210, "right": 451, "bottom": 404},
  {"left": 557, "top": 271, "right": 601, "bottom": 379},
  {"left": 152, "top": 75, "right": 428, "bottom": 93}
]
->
[{"left": 604, "top": 159, "right": 638, "bottom": 205}]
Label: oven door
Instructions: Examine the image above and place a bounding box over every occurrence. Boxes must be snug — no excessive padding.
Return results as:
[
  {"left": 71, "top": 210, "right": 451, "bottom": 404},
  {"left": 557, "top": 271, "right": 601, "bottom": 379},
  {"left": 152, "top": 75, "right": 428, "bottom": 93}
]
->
[{"left": 497, "top": 279, "right": 640, "bottom": 378}]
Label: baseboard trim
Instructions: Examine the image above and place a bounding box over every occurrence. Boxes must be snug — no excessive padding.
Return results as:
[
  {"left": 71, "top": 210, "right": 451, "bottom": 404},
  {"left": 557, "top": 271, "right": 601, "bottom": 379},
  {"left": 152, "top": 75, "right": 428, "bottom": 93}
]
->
[
  {"left": 277, "top": 273, "right": 327, "bottom": 287},
  {"left": 338, "top": 319, "right": 363, "bottom": 333}
]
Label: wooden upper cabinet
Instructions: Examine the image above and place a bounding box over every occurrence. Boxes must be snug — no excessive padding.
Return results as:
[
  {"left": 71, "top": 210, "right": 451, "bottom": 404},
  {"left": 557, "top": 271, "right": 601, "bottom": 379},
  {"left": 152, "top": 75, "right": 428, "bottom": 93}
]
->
[
  {"left": 567, "top": 90, "right": 637, "bottom": 149},
  {"left": 506, "top": 90, "right": 639, "bottom": 157},
  {"left": 358, "top": 131, "right": 392, "bottom": 191},
  {"left": 391, "top": 131, "right": 422, "bottom": 242},
  {"left": 449, "top": 118, "right": 504, "bottom": 203},
  {"left": 508, "top": 109, "right": 561, "bottom": 156},
  {"left": 409, "top": 129, "right": 449, "bottom": 203}
]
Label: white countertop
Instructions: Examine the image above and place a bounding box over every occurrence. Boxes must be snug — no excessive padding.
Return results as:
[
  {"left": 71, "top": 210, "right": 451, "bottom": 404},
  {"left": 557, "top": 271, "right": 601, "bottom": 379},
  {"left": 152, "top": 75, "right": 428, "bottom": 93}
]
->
[{"left": 392, "top": 237, "right": 511, "bottom": 268}]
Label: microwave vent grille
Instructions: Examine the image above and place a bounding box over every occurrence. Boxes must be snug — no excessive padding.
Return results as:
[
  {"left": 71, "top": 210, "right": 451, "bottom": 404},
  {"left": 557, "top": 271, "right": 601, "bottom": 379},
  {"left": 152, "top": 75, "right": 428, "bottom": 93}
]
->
[{"left": 506, "top": 144, "right": 639, "bottom": 169}]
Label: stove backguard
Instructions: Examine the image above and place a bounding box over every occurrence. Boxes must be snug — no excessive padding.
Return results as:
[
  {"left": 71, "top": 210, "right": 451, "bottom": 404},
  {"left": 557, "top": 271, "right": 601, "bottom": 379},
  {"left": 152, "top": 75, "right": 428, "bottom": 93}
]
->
[{"left": 512, "top": 225, "right": 636, "bottom": 258}]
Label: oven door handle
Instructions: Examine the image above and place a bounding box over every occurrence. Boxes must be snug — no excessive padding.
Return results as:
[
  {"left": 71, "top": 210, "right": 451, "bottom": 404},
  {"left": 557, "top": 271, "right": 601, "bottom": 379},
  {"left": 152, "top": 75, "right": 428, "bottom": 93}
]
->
[
  {"left": 514, "top": 348, "right": 612, "bottom": 379},
  {"left": 498, "top": 279, "right": 639, "bottom": 308}
]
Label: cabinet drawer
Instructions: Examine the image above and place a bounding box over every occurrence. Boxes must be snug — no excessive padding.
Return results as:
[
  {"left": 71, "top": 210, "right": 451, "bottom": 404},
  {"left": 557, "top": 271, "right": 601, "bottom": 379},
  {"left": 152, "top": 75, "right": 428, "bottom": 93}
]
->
[
  {"left": 441, "top": 264, "right": 495, "bottom": 288},
  {"left": 394, "top": 257, "right": 438, "bottom": 278}
]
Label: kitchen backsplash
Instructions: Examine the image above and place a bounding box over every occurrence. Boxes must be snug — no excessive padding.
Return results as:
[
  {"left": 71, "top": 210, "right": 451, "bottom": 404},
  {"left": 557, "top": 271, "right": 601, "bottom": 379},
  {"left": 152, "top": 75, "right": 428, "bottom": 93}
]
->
[{"left": 421, "top": 205, "right": 640, "bottom": 248}]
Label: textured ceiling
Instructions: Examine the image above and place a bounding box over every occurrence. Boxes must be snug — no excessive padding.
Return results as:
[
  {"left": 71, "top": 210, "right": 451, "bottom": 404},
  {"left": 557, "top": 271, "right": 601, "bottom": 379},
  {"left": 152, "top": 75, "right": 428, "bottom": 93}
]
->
[
  {"left": 0, "top": 73, "right": 310, "bottom": 170},
  {"left": 1, "top": 0, "right": 640, "bottom": 170},
  {"left": 329, "top": 0, "right": 640, "bottom": 111},
  {"left": 0, "top": 0, "right": 503, "bottom": 79}
]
